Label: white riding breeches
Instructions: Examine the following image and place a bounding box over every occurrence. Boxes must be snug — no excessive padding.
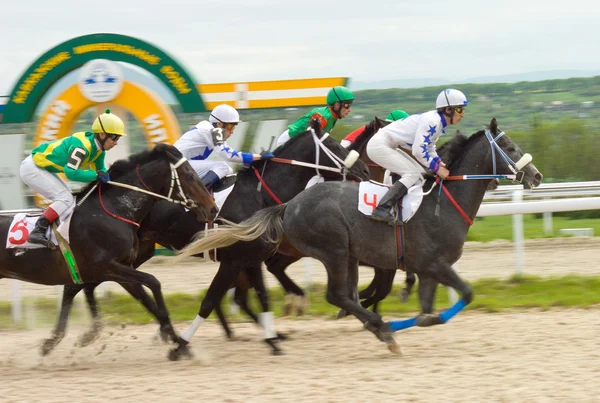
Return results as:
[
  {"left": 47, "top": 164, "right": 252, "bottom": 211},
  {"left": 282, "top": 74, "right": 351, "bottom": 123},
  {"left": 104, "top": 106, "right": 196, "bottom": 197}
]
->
[
  {"left": 366, "top": 132, "right": 425, "bottom": 189},
  {"left": 19, "top": 155, "right": 75, "bottom": 218},
  {"left": 189, "top": 159, "right": 234, "bottom": 180},
  {"left": 276, "top": 129, "right": 291, "bottom": 147}
]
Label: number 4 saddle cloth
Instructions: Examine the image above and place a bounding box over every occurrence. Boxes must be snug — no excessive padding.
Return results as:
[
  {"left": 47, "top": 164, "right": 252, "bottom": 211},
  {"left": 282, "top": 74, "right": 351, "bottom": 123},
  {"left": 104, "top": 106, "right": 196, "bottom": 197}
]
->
[{"left": 358, "top": 181, "right": 424, "bottom": 223}]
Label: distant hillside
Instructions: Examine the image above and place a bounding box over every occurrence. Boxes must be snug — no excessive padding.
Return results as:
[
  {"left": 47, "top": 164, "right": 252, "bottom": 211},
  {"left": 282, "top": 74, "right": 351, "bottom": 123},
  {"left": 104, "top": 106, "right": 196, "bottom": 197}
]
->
[{"left": 350, "top": 69, "right": 600, "bottom": 90}]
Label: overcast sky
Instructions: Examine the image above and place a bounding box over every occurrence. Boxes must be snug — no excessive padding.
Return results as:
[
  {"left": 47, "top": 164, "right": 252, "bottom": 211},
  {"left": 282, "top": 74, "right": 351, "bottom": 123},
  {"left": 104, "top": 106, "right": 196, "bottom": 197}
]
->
[{"left": 2, "top": 0, "right": 599, "bottom": 94}]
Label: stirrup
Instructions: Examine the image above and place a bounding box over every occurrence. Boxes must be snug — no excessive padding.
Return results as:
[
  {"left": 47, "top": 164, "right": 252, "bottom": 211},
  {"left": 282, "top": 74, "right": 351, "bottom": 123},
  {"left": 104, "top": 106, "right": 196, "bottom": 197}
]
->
[{"left": 28, "top": 233, "right": 56, "bottom": 250}]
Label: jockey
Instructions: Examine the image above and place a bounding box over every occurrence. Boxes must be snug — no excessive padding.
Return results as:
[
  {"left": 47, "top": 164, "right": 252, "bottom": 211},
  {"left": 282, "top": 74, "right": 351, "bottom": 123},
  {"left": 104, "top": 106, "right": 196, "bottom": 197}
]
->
[
  {"left": 174, "top": 104, "right": 272, "bottom": 191},
  {"left": 20, "top": 108, "right": 126, "bottom": 249},
  {"left": 366, "top": 89, "right": 468, "bottom": 224},
  {"left": 340, "top": 110, "right": 409, "bottom": 148},
  {"left": 276, "top": 86, "right": 354, "bottom": 147}
]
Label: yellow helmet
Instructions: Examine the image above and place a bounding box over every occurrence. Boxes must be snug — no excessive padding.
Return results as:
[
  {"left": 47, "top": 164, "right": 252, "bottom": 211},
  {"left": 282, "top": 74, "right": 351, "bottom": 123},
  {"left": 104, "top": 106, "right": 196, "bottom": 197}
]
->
[{"left": 91, "top": 109, "right": 127, "bottom": 136}]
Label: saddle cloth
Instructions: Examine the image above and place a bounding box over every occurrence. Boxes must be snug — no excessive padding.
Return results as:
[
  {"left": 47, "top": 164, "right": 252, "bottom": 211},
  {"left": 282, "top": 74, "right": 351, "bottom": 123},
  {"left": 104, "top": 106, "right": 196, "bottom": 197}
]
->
[
  {"left": 358, "top": 181, "right": 424, "bottom": 223},
  {"left": 6, "top": 212, "right": 73, "bottom": 249}
]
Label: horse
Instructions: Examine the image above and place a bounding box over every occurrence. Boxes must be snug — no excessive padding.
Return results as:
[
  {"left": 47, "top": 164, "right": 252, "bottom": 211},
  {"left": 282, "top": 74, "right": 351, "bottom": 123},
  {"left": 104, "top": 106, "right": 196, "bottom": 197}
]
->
[
  {"left": 0, "top": 143, "right": 218, "bottom": 354},
  {"left": 42, "top": 121, "right": 370, "bottom": 355},
  {"left": 262, "top": 116, "right": 414, "bottom": 317},
  {"left": 176, "top": 118, "right": 543, "bottom": 353}
]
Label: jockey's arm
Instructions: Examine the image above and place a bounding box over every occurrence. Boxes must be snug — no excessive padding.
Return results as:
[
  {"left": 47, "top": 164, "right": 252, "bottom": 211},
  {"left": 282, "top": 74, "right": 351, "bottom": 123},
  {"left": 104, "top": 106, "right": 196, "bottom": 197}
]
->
[
  {"left": 63, "top": 147, "right": 98, "bottom": 183},
  {"left": 213, "top": 143, "right": 262, "bottom": 163},
  {"left": 412, "top": 118, "right": 442, "bottom": 173},
  {"left": 94, "top": 152, "right": 108, "bottom": 173}
]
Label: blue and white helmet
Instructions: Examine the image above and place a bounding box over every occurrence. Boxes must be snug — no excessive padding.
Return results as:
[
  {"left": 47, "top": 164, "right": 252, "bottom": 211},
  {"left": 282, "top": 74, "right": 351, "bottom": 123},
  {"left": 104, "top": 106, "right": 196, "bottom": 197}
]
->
[{"left": 435, "top": 89, "right": 468, "bottom": 109}]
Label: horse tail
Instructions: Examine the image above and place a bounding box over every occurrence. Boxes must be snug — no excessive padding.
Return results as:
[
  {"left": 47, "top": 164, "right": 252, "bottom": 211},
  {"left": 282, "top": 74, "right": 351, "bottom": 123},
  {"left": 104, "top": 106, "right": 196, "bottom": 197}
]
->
[{"left": 175, "top": 204, "right": 288, "bottom": 260}]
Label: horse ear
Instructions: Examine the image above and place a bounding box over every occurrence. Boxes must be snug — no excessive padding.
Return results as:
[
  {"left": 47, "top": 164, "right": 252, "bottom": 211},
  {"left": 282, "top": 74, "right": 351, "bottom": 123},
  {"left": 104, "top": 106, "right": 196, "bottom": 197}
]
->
[
  {"left": 490, "top": 118, "right": 498, "bottom": 134},
  {"left": 308, "top": 118, "right": 322, "bottom": 136}
]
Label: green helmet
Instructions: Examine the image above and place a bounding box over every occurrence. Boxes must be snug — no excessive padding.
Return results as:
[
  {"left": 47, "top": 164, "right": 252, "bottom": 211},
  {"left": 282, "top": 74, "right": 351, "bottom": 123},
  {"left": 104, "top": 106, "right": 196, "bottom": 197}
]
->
[
  {"left": 386, "top": 110, "right": 409, "bottom": 122},
  {"left": 326, "top": 86, "right": 355, "bottom": 105}
]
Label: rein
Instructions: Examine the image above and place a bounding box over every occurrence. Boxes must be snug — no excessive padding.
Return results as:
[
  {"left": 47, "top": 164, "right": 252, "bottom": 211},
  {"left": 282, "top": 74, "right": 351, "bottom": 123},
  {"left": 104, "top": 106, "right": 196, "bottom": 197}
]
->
[
  {"left": 80, "top": 157, "right": 199, "bottom": 226},
  {"left": 253, "top": 128, "right": 357, "bottom": 204},
  {"left": 429, "top": 129, "right": 534, "bottom": 226}
]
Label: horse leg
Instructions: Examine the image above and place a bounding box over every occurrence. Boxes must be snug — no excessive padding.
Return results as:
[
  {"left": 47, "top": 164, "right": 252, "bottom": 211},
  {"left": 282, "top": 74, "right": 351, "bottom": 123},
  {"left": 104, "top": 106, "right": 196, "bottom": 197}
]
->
[
  {"left": 366, "top": 268, "right": 396, "bottom": 315},
  {"left": 417, "top": 265, "right": 473, "bottom": 327},
  {"left": 400, "top": 271, "right": 417, "bottom": 303},
  {"left": 103, "top": 261, "right": 180, "bottom": 346},
  {"left": 265, "top": 254, "right": 305, "bottom": 316},
  {"left": 417, "top": 274, "right": 439, "bottom": 315},
  {"left": 241, "top": 264, "right": 287, "bottom": 352},
  {"left": 170, "top": 259, "right": 261, "bottom": 360},
  {"left": 215, "top": 293, "right": 234, "bottom": 340},
  {"left": 337, "top": 266, "right": 378, "bottom": 319},
  {"left": 323, "top": 255, "right": 399, "bottom": 353},
  {"left": 77, "top": 285, "right": 105, "bottom": 347},
  {"left": 41, "top": 283, "right": 88, "bottom": 355}
]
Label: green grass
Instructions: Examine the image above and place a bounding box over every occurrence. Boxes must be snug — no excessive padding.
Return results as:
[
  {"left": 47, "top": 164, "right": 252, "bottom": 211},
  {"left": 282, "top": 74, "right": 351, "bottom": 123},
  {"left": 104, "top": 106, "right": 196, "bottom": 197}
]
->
[
  {"left": 2, "top": 275, "right": 600, "bottom": 329},
  {"left": 467, "top": 215, "right": 600, "bottom": 242}
]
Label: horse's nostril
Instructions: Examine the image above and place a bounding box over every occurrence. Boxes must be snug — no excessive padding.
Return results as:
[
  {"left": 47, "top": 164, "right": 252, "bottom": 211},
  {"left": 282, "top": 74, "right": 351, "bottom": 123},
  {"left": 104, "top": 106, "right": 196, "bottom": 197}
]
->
[{"left": 535, "top": 172, "right": 543, "bottom": 181}]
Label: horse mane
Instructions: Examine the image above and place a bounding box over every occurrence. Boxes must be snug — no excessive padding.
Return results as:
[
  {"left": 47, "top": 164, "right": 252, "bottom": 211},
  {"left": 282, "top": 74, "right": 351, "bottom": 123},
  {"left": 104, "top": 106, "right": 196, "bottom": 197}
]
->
[
  {"left": 347, "top": 116, "right": 390, "bottom": 153},
  {"left": 437, "top": 130, "right": 487, "bottom": 170},
  {"left": 77, "top": 143, "right": 182, "bottom": 198}
]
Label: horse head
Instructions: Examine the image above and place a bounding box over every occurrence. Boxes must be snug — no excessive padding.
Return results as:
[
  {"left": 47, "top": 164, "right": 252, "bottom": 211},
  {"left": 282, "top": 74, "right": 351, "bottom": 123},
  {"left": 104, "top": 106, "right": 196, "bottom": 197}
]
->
[{"left": 442, "top": 118, "right": 543, "bottom": 190}]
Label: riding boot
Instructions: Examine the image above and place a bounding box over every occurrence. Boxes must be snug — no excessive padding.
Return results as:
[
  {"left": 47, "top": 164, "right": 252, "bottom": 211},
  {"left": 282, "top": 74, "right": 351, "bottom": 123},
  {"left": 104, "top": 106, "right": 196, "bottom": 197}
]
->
[
  {"left": 27, "top": 216, "right": 56, "bottom": 250},
  {"left": 201, "top": 171, "right": 221, "bottom": 192},
  {"left": 371, "top": 182, "right": 409, "bottom": 225}
]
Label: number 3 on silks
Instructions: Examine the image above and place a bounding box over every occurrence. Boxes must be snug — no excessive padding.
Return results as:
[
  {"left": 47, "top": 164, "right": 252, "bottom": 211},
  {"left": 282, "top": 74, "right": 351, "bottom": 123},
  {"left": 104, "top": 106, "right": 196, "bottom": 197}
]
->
[
  {"left": 211, "top": 128, "right": 225, "bottom": 145},
  {"left": 364, "top": 193, "right": 378, "bottom": 211},
  {"left": 9, "top": 219, "right": 29, "bottom": 245}
]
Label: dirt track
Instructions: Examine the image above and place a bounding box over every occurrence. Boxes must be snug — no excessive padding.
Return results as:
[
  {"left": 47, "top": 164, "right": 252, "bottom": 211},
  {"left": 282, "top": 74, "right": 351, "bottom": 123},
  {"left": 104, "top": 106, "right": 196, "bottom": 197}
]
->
[
  {"left": 1, "top": 310, "right": 599, "bottom": 402},
  {"left": 1, "top": 237, "right": 600, "bottom": 299},
  {"left": 1, "top": 237, "right": 599, "bottom": 402}
]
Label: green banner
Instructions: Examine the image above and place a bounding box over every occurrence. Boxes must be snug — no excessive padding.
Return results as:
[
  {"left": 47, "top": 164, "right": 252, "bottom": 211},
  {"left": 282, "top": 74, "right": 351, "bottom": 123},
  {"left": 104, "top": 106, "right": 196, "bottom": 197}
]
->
[{"left": 2, "top": 33, "right": 206, "bottom": 123}]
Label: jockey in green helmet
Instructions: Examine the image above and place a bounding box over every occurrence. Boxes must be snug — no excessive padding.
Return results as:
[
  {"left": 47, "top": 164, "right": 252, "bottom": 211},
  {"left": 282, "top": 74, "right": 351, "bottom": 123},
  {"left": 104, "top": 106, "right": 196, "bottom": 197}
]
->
[{"left": 277, "top": 85, "right": 355, "bottom": 146}]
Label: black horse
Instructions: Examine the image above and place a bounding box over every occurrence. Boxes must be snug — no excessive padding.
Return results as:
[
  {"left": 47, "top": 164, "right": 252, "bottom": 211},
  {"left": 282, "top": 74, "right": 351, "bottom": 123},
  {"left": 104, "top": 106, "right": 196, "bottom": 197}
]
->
[
  {"left": 0, "top": 144, "right": 217, "bottom": 353},
  {"left": 249, "top": 117, "right": 413, "bottom": 318},
  {"left": 43, "top": 122, "right": 370, "bottom": 355},
  {"left": 177, "top": 118, "right": 543, "bottom": 353}
]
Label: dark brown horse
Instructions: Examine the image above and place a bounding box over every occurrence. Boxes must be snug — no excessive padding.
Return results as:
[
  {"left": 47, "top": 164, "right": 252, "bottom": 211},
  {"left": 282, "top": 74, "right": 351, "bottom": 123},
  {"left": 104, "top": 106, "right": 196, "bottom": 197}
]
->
[{"left": 0, "top": 144, "right": 217, "bottom": 353}]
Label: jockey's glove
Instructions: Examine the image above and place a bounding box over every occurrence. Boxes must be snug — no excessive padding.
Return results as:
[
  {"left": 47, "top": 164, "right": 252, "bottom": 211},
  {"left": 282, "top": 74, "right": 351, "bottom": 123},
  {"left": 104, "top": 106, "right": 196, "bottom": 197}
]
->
[
  {"left": 96, "top": 171, "right": 111, "bottom": 183},
  {"left": 260, "top": 151, "right": 275, "bottom": 160}
]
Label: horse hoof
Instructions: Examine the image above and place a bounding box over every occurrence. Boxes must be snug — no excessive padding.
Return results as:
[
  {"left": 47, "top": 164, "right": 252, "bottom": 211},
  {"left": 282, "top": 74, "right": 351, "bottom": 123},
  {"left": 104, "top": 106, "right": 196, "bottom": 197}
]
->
[
  {"left": 168, "top": 344, "right": 193, "bottom": 361},
  {"left": 40, "top": 339, "right": 59, "bottom": 356},
  {"left": 336, "top": 309, "right": 348, "bottom": 319},
  {"left": 387, "top": 342, "right": 402, "bottom": 354},
  {"left": 294, "top": 295, "right": 308, "bottom": 316},
  {"left": 283, "top": 294, "right": 295, "bottom": 316},
  {"left": 276, "top": 332, "right": 289, "bottom": 341},
  {"left": 271, "top": 349, "right": 285, "bottom": 356},
  {"left": 416, "top": 314, "right": 443, "bottom": 327}
]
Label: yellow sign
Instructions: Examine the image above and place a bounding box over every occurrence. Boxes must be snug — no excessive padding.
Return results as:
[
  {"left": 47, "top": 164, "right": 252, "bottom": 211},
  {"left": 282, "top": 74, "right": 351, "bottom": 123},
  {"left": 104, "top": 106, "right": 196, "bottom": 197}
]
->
[
  {"left": 198, "top": 77, "right": 348, "bottom": 110},
  {"left": 34, "top": 81, "right": 180, "bottom": 147}
]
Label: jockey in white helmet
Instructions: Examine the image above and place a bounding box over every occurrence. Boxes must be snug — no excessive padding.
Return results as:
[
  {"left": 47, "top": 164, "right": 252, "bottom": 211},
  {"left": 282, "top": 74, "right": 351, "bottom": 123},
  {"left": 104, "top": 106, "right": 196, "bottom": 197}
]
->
[
  {"left": 174, "top": 104, "right": 273, "bottom": 190},
  {"left": 365, "top": 89, "right": 468, "bottom": 224}
]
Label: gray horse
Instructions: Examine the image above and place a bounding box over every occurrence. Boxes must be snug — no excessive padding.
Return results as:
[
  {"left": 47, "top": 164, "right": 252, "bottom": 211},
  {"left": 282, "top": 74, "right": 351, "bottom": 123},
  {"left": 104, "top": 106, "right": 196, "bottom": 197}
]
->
[{"left": 176, "top": 118, "right": 543, "bottom": 353}]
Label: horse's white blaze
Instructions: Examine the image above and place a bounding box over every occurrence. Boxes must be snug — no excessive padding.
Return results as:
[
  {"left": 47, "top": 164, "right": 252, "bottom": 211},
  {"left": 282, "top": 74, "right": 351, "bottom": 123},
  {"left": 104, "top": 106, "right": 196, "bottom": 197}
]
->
[
  {"left": 181, "top": 315, "right": 205, "bottom": 342},
  {"left": 259, "top": 311, "right": 277, "bottom": 339},
  {"left": 516, "top": 153, "right": 533, "bottom": 170},
  {"left": 343, "top": 150, "right": 360, "bottom": 168}
]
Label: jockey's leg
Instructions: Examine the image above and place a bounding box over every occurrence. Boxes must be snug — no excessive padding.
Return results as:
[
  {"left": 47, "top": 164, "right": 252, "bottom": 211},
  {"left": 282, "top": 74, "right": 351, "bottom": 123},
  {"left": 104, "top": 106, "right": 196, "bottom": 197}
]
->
[
  {"left": 19, "top": 156, "right": 74, "bottom": 249},
  {"left": 190, "top": 160, "right": 233, "bottom": 191},
  {"left": 367, "top": 134, "right": 425, "bottom": 224}
]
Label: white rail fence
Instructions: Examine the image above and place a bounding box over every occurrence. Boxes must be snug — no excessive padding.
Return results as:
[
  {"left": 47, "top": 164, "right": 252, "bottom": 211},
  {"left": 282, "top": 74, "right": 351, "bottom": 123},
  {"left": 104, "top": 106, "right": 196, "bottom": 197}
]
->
[{"left": 3, "top": 181, "right": 600, "bottom": 323}]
